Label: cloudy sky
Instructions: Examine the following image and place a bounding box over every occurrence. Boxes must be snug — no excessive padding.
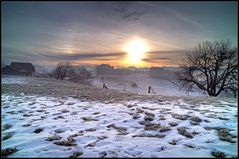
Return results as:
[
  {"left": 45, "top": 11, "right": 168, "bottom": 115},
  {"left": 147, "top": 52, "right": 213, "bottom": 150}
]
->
[{"left": 2, "top": 1, "right": 238, "bottom": 67}]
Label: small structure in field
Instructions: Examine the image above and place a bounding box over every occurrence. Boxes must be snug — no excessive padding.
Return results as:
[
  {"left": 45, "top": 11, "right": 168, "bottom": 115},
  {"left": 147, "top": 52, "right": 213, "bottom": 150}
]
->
[
  {"left": 2, "top": 62, "right": 35, "bottom": 76},
  {"left": 131, "top": 82, "right": 138, "bottom": 88}
]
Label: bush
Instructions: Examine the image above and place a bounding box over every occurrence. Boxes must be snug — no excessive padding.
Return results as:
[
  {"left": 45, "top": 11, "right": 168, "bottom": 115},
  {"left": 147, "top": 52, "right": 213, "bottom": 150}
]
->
[{"left": 131, "top": 82, "right": 137, "bottom": 88}]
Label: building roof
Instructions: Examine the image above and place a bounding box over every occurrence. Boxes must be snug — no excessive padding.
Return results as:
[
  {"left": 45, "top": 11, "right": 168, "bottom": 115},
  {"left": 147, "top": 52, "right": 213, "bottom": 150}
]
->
[{"left": 10, "top": 62, "right": 35, "bottom": 73}]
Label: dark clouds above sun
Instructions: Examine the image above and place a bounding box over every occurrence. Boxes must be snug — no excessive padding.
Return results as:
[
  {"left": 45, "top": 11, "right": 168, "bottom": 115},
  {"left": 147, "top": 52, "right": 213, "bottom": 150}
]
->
[{"left": 2, "top": 1, "right": 238, "bottom": 67}]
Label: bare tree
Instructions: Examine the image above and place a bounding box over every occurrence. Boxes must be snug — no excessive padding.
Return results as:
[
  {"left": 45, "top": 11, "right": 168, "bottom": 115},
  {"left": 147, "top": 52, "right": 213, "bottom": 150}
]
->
[
  {"left": 67, "top": 67, "right": 92, "bottom": 84},
  {"left": 176, "top": 40, "right": 238, "bottom": 97},
  {"left": 53, "top": 62, "right": 72, "bottom": 80}
]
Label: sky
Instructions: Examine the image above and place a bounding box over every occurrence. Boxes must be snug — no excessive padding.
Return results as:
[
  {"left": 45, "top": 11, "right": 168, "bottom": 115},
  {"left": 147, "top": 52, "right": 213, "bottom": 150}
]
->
[{"left": 2, "top": 1, "right": 238, "bottom": 68}]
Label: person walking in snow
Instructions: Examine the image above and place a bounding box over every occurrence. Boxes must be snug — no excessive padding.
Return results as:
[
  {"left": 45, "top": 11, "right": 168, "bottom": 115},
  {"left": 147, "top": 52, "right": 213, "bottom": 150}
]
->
[
  {"left": 148, "top": 86, "right": 151, "bottom": 93},
  {"left": 103, "top": 83, "right": 108, "bottom": 89}
]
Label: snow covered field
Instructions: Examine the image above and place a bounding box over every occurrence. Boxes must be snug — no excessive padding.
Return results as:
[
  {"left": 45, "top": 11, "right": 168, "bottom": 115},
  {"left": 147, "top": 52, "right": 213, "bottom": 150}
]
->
[
  {"left": 92, "top": 73, "right": 206, "bottom": 97},
  {"left": 2, "top": 95, "right": 238, "bottom": 157},
  {"left": 1, "top": 75, "right": 238, "bottom": 157}
]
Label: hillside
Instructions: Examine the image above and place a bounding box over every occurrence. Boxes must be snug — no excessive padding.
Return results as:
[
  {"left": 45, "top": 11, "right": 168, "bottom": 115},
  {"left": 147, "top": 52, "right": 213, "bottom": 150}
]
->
[{"left": 1, "top": 75, "right": 238, "bottom": 157}]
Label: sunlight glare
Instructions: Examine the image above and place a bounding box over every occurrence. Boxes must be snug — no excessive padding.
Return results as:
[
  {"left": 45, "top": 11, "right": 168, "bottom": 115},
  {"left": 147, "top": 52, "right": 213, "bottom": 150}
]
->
[{"left": 124, "top": 38, "right": 149, "bottom": 65}]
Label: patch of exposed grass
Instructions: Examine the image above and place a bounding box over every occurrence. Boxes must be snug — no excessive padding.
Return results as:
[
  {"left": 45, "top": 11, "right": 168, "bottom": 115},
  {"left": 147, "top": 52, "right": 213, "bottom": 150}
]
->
[
  {"left": 23, "top": 113, "right": 32, "bottom": 117},
  {"left": 159, "top": 126, "right": 171, "bottom": 132},
  {"left": 217, "top": 128, "right": 236, "bottom": 143},
  {"left": 2, "top": 124, "right": 12, "bottom": 131},
  {"left": 117, "top": 131, "right": 129, "bottom": 135},
  {"left": 6, "top": 111, "right": 17, "bottom": 115},
  {"left": 169, "top": 122, "right": 178, "bottom": 127},
  {"left": 136, "top": 108, "right": 144, "bottom": 113},
  {"left": 218, "top": 117, "right": 230, "bottom": 121},
  {"left": 22, "top": 123, "right": 31, "bottom": 127},
  {"left": 28, "top": 102, "right": 36, "bottom": 105},
  {"left": 127, "top": 104, "right": 135, "bottom": 108},
  {"left": 107, "top": 124, "right": 127, "bottom": 132},
  {"left": 82, "top": 117, "right": 98, "bottom": 122},
  {"left": 69, "top": 151, "right": 83, "bottom": 158},
  {"left": 190, "top": 121, "right": 200, "bottom": 126},
  {"left": 53, "top": 115, "right": 64, "bottom": 120},
  {"left": 66, "top": 102, "right": 75, "bottom": 105},
  {"left": 159, "top": 116, "right": 166, "bottom": 120},
  {"left": 36, "top": 109, "right": 45, "bottom": 112},
  {"left": 33, "top": 128, "right": 43, "bottom": 133},
  {"left": 97, "top": 136, "right": 108, "bottom": 140},
  {"left": 132, "top": 133, "right": 166, "bottom": 138},
  {"left": 144, "top": 116, "right": 154, "bottom": 121},
  {"left": 169, "top": 139, "right": 177, "bottom": 145},
  {"left": 132, "top": 114, "right": 141, "bottom": 119},
  {"left": 177, "top": 127, "right": 193, "bottom": 138},
  {"left": 69, "top": 134, "right": 79, "bottom": 138},
  {"left": 85, "top": 128, "right": 96, "bottom": 132},
  {"left": 172, "top": 114, "right": 188, "bottom": 120},
  {"left": 55, "top": 129, "right": 65, "bottom": 133},
  {"left": 138, "top": 120, "right": 151, "bottom": 125},
  {"left": 85, "top": 141, "right": 97, "bottom": 147},
  {"left": 99, "top": 151, "right": 107, "bottom": 158},
  {"left": 45, "top": 135, "right": 62, "bottom": 141},
  {"left": 211, "top": 151, "right": 225, "bottom": 158},
  {"left": 61, "top": 109, "right": 70, "bottom": 113},
  {"left": 1, "top": 147, "right": 18, "bottom": 157},
  {"left": 192, "top": 131, "right": 200, "bottom": 135},
  {"left": 144, "top": 123, "right": 161, "bottom": 131},
  {"left": 184, "top": 144, "right": 195, "bottom": 148},
  {"left": 144, "top": 111, "right": 155, "bottom": 117},
  {"left": 2, "top": 132, "right": 14, "bottom": 141},
  {"left": 54, "top": 137, "right": 76, "bottom": 146},
  {"left": 93, "top": 112, "right": 101, "bottom": 115},
  {"left": 189, "top": 116, "right": 202, "bottom": 123}
]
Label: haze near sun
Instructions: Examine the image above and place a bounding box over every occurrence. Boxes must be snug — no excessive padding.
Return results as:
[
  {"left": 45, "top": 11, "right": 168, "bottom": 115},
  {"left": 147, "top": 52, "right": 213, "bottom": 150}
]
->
[{"left": 124, "top": 38, "right": 149, "bottom": 65}]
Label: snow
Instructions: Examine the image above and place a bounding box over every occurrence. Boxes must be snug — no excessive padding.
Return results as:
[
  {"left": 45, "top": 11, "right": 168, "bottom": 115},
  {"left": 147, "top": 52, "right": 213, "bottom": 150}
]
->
[
  {"left": 92, "top": 73, "right": 206, "bottom": 97},
  {"left": 1, "top": 75, "right": 28, "bottom": 84},
  {"left": 1, "top": 93, "right": 237, "bottom": 157}
]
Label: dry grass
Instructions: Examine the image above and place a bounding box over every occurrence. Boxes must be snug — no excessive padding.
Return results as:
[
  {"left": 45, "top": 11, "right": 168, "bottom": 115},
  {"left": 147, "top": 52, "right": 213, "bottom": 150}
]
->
[
  {"left": 85, "top": 128, "right": 96, "bottom": 132},
  {"left": 172, "top": 114, "right": 189, "bottom": 120},
  {"left": 169, "top": 122, "right": 178, "bottom": 127},
  {"left": 189, "top": 116, "right": 202, "bottom": 122},
  {"left": 55, "top": 129, "right": 65, "bottom": 133},
  {"left": 159, "top": 126, "right": 171, "bottom": 132},
  {"left": 211, "top": 151, "right": 225, "bottom": 158},
  {"left": 69, "top": 151, "right": 83, "bottom": 158},
  {"left": 177, "top": 127, "right": 193, "bottom": 138},
  {"left": 1, "top": 147, "right": 18, "bottom": 157},
  {"left": 217, "top": 128, "right": 236, "bottom": 143},
  {"left": 144, "top": 123, "right": 161, "bottom": 131},
  {"left": 54, "top": 137, "right": 76, "bottom": 146},
  {"left": 82, "top": 117, "right": 98, "bottom": 122},
  {"left": 2, "top": 132, "right": 14, "bottom": 141},
  {"left": 107, "top": 124, "right": 127, "bottom": 132},
  {"left": 132, "top": 133, "right": 166, "bottom": 138},
  {"left": 45, "top": 135, "right": 62, "bottom": 141},
  {"left": 33, "top": 127, "right": 43, "bottom": 133},
  {"left": 2, "top": 124, "right": 13, "bottom": 131}
]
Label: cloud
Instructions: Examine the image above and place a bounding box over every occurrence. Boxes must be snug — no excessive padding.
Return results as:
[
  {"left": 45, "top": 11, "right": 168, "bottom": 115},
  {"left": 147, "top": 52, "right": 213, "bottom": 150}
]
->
[
  {"left": 113, "top": 2, "right": 147, "bottom": 21},
  {"left": 142, "top": 57, "right": 170, "bottom": 62},
  {"left": 39, "top": 52, "right": 126, "bottom": 61},
  {"left": 146, "top": 50, "right": 186, "bottom": 54},
  {"left": 137, "top": 1, "right": 203, "bottom": 30}
]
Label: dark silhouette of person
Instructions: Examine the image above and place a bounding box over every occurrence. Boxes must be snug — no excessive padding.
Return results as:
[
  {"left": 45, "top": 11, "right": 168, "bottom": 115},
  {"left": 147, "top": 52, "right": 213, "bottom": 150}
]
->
[
  {"left": 103, "top": 83, "right": 108, "bottom": 89},
  {"left": 148, "top": 86, "right": 151, "bottom": 93}
]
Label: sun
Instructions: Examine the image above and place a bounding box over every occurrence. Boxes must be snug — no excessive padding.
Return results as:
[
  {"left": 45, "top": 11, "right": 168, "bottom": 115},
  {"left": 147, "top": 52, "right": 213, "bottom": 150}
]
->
[{"left": 124, "top": 38, "right": 149, "bottom": 65}]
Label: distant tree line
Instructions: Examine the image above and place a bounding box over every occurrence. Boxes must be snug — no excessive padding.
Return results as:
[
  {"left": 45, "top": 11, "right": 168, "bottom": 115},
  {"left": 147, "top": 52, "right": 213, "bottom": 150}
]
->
[{"left": 50, "top": 62, "right": 92, "bottom": 84}]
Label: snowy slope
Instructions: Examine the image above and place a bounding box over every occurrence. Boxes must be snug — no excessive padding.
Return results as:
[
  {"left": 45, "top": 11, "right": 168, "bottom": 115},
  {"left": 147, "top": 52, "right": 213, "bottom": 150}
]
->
[
  {"left": 92, "top": 73, "right": 205, "bottom": 96},
  {"left": 2, "top": 94, "right": 237, "bottom": 158}
]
